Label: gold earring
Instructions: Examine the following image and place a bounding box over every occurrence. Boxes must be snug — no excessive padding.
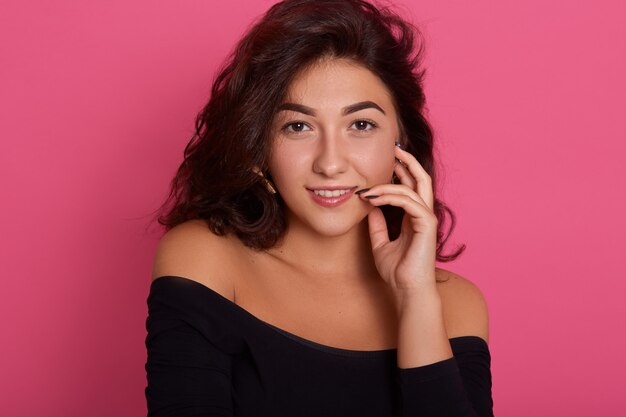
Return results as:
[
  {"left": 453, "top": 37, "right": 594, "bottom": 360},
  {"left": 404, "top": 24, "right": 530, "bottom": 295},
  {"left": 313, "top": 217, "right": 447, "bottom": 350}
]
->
[{"left": 257, "top": 170, "right": 277, "bottom": 194}]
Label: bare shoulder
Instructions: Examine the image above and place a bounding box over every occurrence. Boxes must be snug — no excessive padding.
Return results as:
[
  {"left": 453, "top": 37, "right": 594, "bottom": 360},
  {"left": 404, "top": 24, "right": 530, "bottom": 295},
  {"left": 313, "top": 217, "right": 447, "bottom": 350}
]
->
[
  {"left": 151, "top": 219, "right": 239, "bottom": 301},
  {"left": 435, "top": 267, "right": 490, "bottom": 344}
]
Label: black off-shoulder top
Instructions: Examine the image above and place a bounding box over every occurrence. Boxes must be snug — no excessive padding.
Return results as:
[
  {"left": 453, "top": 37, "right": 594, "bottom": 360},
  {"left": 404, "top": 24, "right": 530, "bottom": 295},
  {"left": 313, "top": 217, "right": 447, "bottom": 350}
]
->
[{"left": 145, "top": 275, "right": 494, "bottom": 416}]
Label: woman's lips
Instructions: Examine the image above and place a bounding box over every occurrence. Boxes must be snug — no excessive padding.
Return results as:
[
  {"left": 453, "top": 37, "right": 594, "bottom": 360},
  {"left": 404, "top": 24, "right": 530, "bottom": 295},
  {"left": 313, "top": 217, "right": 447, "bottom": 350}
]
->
[{"left": 307, "top": 188, "right": 356, "bottom": 207}]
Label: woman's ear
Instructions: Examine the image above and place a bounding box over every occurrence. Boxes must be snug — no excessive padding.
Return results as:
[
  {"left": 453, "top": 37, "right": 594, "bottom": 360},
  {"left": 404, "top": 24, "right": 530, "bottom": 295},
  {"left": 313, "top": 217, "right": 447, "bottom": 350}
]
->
[
  {"left": 395, "top": 138, "right": 407, "bottom": 149},
  {"left": 394, "top": 118, "right": 408, "bottom": 148}
]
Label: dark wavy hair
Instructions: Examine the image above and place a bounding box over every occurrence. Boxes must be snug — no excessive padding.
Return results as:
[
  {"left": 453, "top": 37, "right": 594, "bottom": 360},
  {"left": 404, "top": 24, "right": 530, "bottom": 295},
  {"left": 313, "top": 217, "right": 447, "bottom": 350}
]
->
[{"left": 154, "top": 0, "right": 465, "bottom": 262}]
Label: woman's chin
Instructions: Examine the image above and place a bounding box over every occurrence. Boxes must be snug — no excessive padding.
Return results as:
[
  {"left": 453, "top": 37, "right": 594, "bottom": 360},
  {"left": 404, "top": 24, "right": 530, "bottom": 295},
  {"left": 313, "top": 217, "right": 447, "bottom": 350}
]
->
[{"left": 290, "top": 214, "right": 369, "bottom": 239}]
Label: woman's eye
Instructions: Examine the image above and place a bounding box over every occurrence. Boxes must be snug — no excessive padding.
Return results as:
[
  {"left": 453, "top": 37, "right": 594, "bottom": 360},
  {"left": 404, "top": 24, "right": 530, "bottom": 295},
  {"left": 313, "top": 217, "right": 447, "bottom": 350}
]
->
[
  {"left": 282, "top": 121, "right": 311, "bottom": 134},
  {"left": 351, "top": 120, "right": 377, "bottom": 131}
]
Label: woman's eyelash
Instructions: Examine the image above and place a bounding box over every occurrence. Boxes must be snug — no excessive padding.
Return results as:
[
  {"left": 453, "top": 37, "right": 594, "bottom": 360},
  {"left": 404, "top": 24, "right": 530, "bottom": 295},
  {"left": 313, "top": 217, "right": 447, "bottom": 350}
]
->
[
  {"left": 281, "top": 119, "right": 378, "bottom": 133},
  {"left": 281, "top": 121, "right": 311, "bottom": 133},
  {"left": 352, "top": 119, "right": 378, "bottom": 130}
]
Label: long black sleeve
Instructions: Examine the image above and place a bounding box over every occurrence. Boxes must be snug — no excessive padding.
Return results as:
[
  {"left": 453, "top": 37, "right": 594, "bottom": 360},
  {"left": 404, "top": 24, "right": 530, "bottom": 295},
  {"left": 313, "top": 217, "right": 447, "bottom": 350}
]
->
[
  {"left": 396, "top": 337, "right": 493, "bottom": 416},
  {"left": 145, "top": 282, "right": 234, "bottom": 416}
]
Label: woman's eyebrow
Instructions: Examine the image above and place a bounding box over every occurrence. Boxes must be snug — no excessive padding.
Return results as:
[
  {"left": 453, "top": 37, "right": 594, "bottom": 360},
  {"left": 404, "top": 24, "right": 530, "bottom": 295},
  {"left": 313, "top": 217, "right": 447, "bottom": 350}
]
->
[
  {"left": 277, "top": 101, "right": 386, "bottom": 116},
  {"left": 277, "top": 102, "right": 315, "bottom": 115},
  {"left": 344, "top": 101, "right": 386, "bottom": 116}
]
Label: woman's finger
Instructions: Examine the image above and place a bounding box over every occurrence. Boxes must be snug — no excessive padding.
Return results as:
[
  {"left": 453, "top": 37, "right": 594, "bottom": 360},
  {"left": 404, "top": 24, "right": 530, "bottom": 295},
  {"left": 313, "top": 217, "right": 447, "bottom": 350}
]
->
[
  {"left": 367, "top": 207, "right": 390, "bottom": 251},
  {"left": 394, "top": 146, "right": 434, "bottom": 211},
  {"left": 359, "top": 184, "right": 434, "bottom": 212},
  {"left": 359, "top": 183, "right": 422, "bottom": 204},
  {"left": 393, "top": 160, "right": 417, "bottom": 190},
  {"left": 363, "top": 192, "right": 437, "bottom": 232}
]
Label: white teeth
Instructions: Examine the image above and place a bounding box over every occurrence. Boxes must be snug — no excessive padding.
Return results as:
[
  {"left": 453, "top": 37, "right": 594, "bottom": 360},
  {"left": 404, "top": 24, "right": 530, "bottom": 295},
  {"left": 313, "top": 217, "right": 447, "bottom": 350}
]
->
[{"left": 313, "top": 189, "right": 352, "bottom": 197}]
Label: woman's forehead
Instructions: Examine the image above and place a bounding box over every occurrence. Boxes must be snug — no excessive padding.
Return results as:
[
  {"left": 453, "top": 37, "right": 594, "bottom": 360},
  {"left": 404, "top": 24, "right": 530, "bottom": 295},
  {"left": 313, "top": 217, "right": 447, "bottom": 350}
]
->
[{"left": 282, "top": 59, "right": 395, "bottom": 110}]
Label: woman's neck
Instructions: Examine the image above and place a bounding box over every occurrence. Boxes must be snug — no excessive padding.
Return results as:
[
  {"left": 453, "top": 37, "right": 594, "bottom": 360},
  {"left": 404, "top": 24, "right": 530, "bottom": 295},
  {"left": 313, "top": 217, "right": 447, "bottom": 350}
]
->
[{"left": 265, "top": 218, "right": 380, "bottom": 289}]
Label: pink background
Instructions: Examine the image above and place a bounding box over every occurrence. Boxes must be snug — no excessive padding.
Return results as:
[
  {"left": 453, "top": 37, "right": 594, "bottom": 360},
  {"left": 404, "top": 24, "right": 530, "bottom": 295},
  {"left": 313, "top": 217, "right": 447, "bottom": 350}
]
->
[{"left": 1, "top": 0, "right": 624, "bottom": 415}]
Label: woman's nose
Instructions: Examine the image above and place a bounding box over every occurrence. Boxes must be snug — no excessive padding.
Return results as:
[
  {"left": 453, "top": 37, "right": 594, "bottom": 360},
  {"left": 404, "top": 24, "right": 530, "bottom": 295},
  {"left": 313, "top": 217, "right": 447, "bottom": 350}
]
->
[{"left": 312, "top": 132, "right": 349, "bottom": 177}]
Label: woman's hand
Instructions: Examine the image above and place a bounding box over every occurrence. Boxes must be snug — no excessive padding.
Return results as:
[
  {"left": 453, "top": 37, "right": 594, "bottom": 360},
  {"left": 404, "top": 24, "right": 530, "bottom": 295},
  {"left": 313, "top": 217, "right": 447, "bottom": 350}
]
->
[{"left": 358, "top": 145, "right": 438, "bottom": 294}]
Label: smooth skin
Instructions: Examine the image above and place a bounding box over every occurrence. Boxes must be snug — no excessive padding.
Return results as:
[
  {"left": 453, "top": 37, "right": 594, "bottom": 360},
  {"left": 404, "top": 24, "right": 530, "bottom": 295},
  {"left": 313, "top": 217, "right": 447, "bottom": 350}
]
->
[
  {"left": 362, "top": 145, "right": 453, "bottom": 367},
  {"left": 152, "top": 57, "right": 489, "bottom": 369}
]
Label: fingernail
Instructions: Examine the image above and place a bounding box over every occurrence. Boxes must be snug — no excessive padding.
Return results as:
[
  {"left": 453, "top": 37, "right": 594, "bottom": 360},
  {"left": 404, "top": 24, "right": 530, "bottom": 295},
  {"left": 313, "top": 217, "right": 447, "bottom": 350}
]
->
[
  {"left": 364, "top": 195, "right": 380, "bottom": 199},
  {"left": 355, "top": 188, "right": 370, "bottom": 195},
  {"left": 395, "top": 142, "right": 403, "bottom": 148}
]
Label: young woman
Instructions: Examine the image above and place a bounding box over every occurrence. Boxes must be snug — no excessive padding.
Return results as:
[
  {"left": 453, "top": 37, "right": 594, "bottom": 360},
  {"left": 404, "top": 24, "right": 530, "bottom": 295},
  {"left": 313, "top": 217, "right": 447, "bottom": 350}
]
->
[{"left": 145, "top": 0, "right": 493, "bottom": 415}]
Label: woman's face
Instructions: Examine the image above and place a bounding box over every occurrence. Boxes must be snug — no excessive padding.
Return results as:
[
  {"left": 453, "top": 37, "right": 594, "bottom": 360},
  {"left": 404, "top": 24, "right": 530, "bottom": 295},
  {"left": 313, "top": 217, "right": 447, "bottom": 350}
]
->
[{"left": 268, "top": 57, "right": 401, "bottom": 237}]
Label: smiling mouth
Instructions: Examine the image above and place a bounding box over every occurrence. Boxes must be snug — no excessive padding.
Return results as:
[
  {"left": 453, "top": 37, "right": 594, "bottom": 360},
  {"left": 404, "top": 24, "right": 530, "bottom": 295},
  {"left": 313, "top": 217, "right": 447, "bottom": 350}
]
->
[
  {"left": 311, "top": 188, "right": 354, "bottom": 197},
  {"left": 306, "top": 187, "right": 358, "bottom": 207}
]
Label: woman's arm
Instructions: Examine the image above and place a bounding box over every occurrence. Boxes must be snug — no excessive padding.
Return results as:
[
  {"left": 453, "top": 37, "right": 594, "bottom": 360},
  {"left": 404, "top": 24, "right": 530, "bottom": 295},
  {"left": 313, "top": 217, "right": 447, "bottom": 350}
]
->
[
  {"left": 394, "top": 272, "right": 493, "bottom": 416},
  {"left": 395, "top": 279, "right": 451, "bottom": 368},
  {"left": 359, "top": 144, "right": 493, "bottom": 416},
  {"left": 146, "top": 221, "right": 237, "bottom": 416},
  {"left": 145, "top": 301, "right": 234, "bottom": 416}
]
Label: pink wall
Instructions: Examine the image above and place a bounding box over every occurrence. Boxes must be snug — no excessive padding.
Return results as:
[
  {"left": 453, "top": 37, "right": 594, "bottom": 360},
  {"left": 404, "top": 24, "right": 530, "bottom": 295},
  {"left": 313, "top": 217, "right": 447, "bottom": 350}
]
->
[{"left": 1, "top": 0, "right": 624, "bottom": 415}]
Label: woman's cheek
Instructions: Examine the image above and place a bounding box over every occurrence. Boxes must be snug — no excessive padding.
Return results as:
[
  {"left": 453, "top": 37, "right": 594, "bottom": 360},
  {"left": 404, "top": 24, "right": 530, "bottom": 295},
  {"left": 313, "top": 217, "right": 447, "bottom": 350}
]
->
[
  {"left": 356, "top": 145, "right": 395, "bottom": 182},
  {"left": 269, "top": 148, "right": 303, "bottom": 190}
]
